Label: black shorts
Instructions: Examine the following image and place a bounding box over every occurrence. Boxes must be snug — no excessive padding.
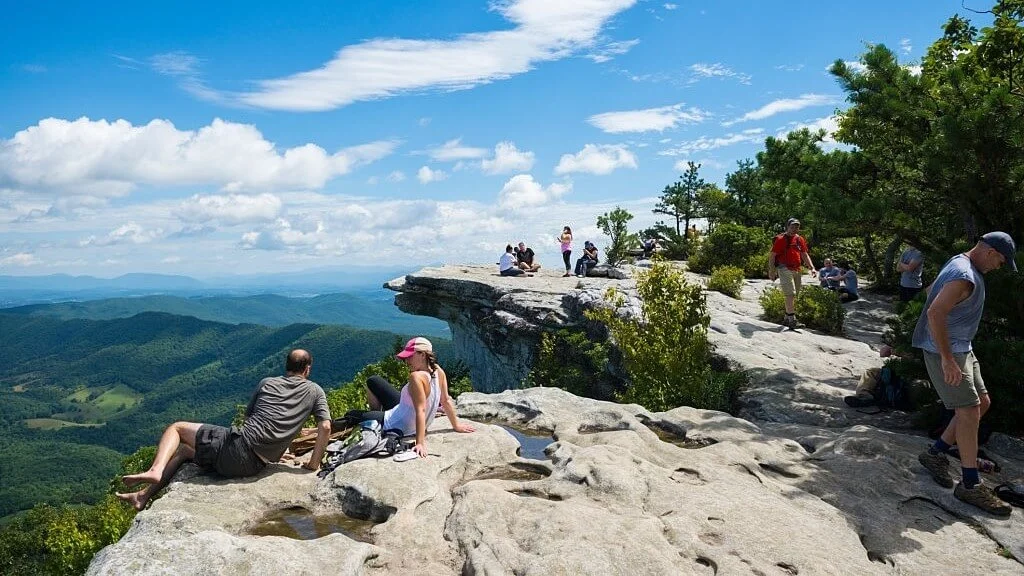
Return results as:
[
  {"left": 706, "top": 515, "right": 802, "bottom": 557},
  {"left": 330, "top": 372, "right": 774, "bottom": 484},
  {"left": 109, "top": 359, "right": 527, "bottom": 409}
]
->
[{"left": 194, "top": 424, "right": 266, "bottom": 478}]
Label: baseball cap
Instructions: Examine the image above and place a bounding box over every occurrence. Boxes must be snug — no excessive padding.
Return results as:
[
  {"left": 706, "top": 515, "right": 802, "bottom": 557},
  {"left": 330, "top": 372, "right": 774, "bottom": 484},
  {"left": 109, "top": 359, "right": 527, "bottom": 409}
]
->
[
  {"left": 396, "top": 336, "right": 433, "bottom": 359},
  {"left": 786, "top": 218, "right": 801, "bottom": 227},
  {"left": 980, "top": 231, "right": 1018, "bottom": 272}
]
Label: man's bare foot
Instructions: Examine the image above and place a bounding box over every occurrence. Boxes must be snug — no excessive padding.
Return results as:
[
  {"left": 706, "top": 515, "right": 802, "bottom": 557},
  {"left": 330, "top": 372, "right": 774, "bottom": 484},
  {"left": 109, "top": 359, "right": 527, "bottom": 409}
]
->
[
  {"left": 121, "top": 469, "right": 162, "bottom": 487},
  {"left": 116, "top": 490, "right": 149, "bottom": 511}
]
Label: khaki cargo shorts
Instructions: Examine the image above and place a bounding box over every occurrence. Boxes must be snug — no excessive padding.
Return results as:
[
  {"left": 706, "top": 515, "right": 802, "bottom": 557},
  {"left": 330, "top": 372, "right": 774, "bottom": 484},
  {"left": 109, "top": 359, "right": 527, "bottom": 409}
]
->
[
  {"left": 922, "top": 350, "right": 987, "bottom": 408},
  {"left": 776, "top": 267, "right": 802, "bottom": 297}
]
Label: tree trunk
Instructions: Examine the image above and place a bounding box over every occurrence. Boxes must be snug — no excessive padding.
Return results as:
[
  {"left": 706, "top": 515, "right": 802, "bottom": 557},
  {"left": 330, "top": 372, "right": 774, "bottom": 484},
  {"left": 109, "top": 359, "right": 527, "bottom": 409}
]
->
[
  {"left": 862, "top": 234, "right": 882, "bottom": 283},
  {"left": 882, "top": 235, "right": 902, "bottom": 286}
]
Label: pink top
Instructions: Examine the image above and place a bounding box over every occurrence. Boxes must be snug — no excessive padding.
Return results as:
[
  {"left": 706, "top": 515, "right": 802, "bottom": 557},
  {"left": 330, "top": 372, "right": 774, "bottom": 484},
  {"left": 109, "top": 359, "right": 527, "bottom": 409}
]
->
[{"left": 560, "top": 234, "right": 572, "bottom": 252}]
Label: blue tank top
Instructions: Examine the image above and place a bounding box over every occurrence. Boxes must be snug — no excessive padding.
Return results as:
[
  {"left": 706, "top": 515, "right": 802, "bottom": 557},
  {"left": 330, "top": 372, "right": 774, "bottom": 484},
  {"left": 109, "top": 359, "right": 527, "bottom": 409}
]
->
[{"left": 912, "top": 254, "right": 985, "bottom": 354}]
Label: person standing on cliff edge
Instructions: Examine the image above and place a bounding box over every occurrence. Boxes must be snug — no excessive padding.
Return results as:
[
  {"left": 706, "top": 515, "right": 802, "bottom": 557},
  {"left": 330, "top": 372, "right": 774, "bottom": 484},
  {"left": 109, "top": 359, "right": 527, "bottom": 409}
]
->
[
  {"left": 117, "top": 349, "right": 332, "bottom": 510},
  {"left": 768, "top": 218, "right": 816, "bottom": 329},
  {"left": 915, "top": 232, "right": 1017, "bottom": 517}
]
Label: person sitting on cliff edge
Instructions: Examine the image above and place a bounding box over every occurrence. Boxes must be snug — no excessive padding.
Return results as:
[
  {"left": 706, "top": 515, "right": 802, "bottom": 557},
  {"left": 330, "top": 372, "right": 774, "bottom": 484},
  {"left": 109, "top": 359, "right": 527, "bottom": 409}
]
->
[{"left": 116, "top": 349, "right": 332, "bottom": 511}]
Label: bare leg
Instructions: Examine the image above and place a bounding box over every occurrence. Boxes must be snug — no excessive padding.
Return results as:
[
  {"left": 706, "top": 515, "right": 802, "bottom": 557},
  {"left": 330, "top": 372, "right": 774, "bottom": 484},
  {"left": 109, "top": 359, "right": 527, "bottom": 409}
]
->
[
  {"left": 122, "top": 422, "right": 203, "bottom": 487},
  {"left": 952, "top": 405, "right": 981, "bottom": 469},
  {"left": 942, "top": 394, "right": 990, "bottom": 448},
  {"left": 117, "top": 445, "right": 195, "bottom": 511},
  {"left": 784, "top": 294, "right": 796, "bottom": 315}
]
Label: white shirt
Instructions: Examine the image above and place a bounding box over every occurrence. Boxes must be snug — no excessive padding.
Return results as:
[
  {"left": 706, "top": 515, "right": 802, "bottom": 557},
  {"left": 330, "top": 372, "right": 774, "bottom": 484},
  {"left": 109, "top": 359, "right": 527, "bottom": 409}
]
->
[{"left": 499, "top": 252, "right": 516, "bottom": 271}]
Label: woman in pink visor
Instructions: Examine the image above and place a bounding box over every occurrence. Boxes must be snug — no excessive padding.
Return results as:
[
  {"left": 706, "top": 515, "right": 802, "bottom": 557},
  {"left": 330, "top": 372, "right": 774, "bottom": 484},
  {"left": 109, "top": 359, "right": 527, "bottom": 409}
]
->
[{"left": 362, "top": 337, "right": 475, "bottom": 457}]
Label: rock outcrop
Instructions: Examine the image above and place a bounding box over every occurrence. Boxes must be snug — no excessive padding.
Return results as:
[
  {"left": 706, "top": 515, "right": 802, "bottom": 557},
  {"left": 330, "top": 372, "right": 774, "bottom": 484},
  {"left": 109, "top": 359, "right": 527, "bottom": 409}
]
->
[{"left": 91, "top": 265, "right": 1024, "bottom": 575}]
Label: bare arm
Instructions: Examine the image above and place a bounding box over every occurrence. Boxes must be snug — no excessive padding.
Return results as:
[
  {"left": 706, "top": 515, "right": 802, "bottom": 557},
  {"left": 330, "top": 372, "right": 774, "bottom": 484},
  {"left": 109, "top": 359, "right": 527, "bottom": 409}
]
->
[
  {"left": 302, "top": 419, "right": 332, "bottom": 471},
  {"left": 409, "top": 372, "right": 430, "bottom": 457},
  {"left": 925, "top": 279, "right": 973, "bottom": 385},
  {"left": 897, "top": 258, "right": 920, "bottom": 272}
]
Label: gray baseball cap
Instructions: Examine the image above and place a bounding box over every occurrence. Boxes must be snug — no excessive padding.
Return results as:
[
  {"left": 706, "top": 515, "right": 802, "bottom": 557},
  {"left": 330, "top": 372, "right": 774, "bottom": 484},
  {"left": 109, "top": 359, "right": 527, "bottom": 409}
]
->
[
  {"left": 786, "top": 218, "right": 801, "bottom": 227},
  {"left": 980, "top": 231, "right": 1018, "bottom": 272}
]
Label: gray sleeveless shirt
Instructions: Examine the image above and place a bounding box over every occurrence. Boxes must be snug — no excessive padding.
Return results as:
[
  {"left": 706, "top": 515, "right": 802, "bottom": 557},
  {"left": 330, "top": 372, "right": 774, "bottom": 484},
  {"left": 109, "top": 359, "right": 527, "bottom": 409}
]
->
[{"left": 912, "top": 254, "right": 985, "bottom": 354}]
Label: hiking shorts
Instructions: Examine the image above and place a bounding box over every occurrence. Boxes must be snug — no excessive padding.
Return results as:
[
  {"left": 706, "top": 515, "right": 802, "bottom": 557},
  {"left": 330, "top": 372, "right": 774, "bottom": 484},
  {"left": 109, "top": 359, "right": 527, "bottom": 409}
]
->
[
  {"left": 776, "top": 267, "right": 802, "bottom": 297},
  {"left": 194, "top": 424, "right": 266, "bottom": 478},
  {"left": 922, "top": 350, "right": 988, "bottom": 408}
]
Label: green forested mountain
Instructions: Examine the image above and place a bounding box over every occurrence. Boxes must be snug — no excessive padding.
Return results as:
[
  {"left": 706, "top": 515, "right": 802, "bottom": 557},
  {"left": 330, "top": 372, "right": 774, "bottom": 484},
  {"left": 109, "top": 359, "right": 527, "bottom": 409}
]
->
[
  {"left": 0, "top": 312, "right": 451, "bottom": 519},
  {"left": 3, "top": 292, "right": 448, "bottom": 336}
]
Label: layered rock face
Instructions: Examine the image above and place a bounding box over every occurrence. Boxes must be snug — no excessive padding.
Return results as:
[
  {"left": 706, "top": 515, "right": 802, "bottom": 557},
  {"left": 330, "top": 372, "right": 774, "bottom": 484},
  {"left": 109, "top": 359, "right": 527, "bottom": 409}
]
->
[{"left": 91, "top": 265, "right": 1024, "bottom": 575}]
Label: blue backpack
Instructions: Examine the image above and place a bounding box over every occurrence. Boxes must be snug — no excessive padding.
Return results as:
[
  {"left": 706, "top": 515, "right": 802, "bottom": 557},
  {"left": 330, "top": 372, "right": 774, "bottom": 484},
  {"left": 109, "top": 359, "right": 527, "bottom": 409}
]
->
[{"left": 875, "top": 367, "right": 911, "bottom": 411}]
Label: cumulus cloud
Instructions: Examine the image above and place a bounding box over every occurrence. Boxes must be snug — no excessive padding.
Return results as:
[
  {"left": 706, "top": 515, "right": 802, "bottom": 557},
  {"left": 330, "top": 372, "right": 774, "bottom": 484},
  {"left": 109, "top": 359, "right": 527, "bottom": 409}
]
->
[
  {"left": 386, "top": 170, "right": 406, "bottom": 182},
  {"left": 79, "top": 223, "right": 162, "bottom": 247},
  {"left": 659, "top": 129, "right": 765, "bottom": 156},
  {"left": 588, "top": 103, "right": 709, "bottom": 133},
  {"left": 586, "top": 39, "right": 640, "bottom": 63},
  {"left": 554, "top": 144, "right": 637, "bottom": 175},
  {"left": 238, "top": 0, "right": 638, "bottom": 111},
  {"left": 176, "top": 193, "right": 282, "bottom": 225},
  {"left": 689, "top": 62, "right": 751, "bottom": 85},
  {"left": 240, "top": 217, "right": 325, "bottom": 251},
  {"left": 481, "top": 142, "right": 536, "bottom": 174},
  {"left": 417, "top": 166, "right": 448, "bottom": 184},
  {"left": 498, "top": 174, "right": 571, "bottom": 210},
  {"left": 722, "top": 94, "right": 836, "bottom": 126},
  {"left": 0, "top": 117, "right": 397, "bottom": 197}
]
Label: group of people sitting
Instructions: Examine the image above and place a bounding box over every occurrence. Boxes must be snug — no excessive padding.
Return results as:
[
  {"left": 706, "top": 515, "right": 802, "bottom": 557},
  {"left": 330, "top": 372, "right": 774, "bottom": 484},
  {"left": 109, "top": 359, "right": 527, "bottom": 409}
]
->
[
  {"left": 116, "top": 340, "right": 474, "bottom": 511},
  {"left": 818, "top": 257, "right": 859, "bottom": 302},
  {"left": 498, "top": 239, "right": 601, "bottom": 278}
]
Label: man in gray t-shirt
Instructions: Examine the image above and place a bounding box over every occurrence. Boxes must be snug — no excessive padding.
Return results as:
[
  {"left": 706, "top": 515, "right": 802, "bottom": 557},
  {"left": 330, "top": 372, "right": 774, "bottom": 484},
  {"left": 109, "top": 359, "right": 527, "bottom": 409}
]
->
[
  {"left": 117, "top": 349, "right": 332, "bottom": 511},
  {"left": 914, "top": 232, "right": 1017, "bottom": 517},
  {"left": 897, "top": 247, "right": 924, "bottom": 302}
]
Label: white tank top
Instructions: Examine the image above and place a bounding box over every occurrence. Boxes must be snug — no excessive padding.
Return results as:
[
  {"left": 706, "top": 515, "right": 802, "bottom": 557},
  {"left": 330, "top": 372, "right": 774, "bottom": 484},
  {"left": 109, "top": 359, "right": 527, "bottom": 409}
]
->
[{"left": 382, "top": 371, "right": 441, "bottom": 436}]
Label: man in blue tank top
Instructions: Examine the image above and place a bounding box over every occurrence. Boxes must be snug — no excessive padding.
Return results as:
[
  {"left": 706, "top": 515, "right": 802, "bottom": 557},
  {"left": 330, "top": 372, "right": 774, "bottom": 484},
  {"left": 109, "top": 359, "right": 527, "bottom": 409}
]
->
[{"left": 915, "top": 232, "right": 1017, "bottom": 516}]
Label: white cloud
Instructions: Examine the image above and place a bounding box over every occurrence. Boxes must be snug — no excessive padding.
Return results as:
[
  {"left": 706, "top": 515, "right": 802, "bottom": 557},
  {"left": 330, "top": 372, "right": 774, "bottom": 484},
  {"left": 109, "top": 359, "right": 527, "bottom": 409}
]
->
[
  {"left": 0, "top": 252, "right": 38, "bottom": 266},
  {"left": 426, "top": 138, "right": 488, "bottom": 162},
  {"left": 688, "top": 62, "right": 751, "bottom": 85},
  {"left": 673, "top": 158, "right": 725, "bottom": 172},
  {"left": 498, "top": 174, "right": 571, "bottom": 210},
  {"left": 417, "top": 166, "right": 448, "bottom": 184},
  {"left": 240, "top": 217, "right": 325, "bottom": 251},
  {"left": 79, "top": 223, "right": 162, "bottom": 247},
  {"left": 237, "top": 0, "right": 638, "bottom": 111},
  {"left": 176, "top": 193, "right": 282, "bottom": 225},
  {"left": 161, "top": 256, "right": 182, "bottom": 264},
  {"left": 22, "top": 64, "right": 47, "bottom": 74},
  {"left": 664, "top": 3, "right": 678, "bottom": 9},
  {"left": 588, "top": 103, "right": 710, "bottom": 133},
  {"left": 905, "top": 65, "right": 922, "bottom": 76},
  {"left": 0, "top": 117, "right": 397, "bottom": 198},
  {"left": 386, "top": 170, "right": 406, "bottom": 182},
  {"left": 659, "top": 129, "right": 765, "bottom": 156},
  {"left": 776, "top": 115, "right": 840, "bottom": 143},
  {"left": 722, "top": 94, "right": 836, "bottom": 126},
  {"left": 586, "top": 39, "right": 640, "bottom": 63},
  {"left": 774, "top": 64, "right": 804, "bottom": 72},
  {"left": 554, "top": 144, "right": 637, "bottom": 175},
  {"left": 900, "top": 38, "right": 912, "bottom": 54},
  {"left": 150, "top": 51, "right": 224, "bottom": 103},
  {"left": 481, "top": 142, "right": 536, "bottom": 174}
]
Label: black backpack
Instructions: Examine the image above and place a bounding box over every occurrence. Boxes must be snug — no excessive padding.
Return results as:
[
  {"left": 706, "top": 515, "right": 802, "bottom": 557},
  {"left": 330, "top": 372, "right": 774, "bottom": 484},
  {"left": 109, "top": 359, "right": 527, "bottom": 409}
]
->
[{"left": 874, "top": 367, "right": 912, "bottom": 411}]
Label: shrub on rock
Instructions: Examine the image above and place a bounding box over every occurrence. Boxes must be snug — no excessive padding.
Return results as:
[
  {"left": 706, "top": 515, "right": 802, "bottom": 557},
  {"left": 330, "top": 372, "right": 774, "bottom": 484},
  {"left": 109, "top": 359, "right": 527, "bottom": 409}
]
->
[
  {"left": 707, "top": 265, "right": 745, "bottom": 298},
  {"left": 759, "top": 286, "right": 845, "bottom": 334},
  {"left": 688, "top": 223, "right": 771, "bottom": 278}
]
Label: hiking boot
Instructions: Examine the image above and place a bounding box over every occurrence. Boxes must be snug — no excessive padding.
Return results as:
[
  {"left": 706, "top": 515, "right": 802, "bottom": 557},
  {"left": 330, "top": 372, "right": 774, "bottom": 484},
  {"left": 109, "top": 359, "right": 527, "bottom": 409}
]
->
[
  {"left": 954, "top": 482, "right": 1013, "bottom": 517},
  {"left": 918, "top": 451, "right": 954, "bottom": 488}
]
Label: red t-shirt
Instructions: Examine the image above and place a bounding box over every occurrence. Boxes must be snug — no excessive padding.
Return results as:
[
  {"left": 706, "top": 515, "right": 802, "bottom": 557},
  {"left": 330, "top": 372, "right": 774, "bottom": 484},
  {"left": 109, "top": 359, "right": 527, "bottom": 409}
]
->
[{"left": 771, "top": 233, "right": 808, "bottom": 271}]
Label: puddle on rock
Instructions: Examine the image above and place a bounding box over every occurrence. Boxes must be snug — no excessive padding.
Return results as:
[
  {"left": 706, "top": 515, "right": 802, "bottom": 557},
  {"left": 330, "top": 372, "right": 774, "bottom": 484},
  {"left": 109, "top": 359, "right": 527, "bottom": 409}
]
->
[
  {"left": 472, "top": 462, "right": 551, "bottom": 483},
  {"left": 647, "top": 423, "right": 718, "bottom": 449},
  {"left": 248, "top": 507, "right": 378, "bottom": 542},
  {"left": 484, "top": 421, "right": 554, "bottom": 460}
]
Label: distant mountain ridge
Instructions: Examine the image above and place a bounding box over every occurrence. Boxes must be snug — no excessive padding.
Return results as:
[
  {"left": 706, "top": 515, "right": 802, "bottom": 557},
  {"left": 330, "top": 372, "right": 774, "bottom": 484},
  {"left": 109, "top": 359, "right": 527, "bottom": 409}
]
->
[{"left": 3, "top": 292, "right": 448, "bottom": 336}]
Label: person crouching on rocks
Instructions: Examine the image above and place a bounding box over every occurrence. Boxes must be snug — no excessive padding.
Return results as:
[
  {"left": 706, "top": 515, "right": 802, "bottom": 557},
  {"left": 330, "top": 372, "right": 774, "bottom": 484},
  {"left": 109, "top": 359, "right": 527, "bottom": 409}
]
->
[{"left": 347, "top": 337, "right": 475, "bottom": 458}]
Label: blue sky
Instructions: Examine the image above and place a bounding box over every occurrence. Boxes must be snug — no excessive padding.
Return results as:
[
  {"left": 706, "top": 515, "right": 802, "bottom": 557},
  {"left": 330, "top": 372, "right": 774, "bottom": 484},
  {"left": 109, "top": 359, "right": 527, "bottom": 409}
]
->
[{"left": 0, "top": 0, "right": 992, "bottom": 276}]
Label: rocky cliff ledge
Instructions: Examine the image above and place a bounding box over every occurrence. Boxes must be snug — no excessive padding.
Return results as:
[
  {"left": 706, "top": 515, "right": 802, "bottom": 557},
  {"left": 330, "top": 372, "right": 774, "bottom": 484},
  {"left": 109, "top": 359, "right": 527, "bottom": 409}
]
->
[{"left": 90, "top": 265, "right": 1024, "bottom": 575}]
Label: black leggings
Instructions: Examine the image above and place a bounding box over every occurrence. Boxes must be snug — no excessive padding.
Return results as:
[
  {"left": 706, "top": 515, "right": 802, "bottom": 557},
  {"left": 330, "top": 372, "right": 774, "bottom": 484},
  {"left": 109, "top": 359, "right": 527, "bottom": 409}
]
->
[
  {"left": 334, "top": 375, "right": 400, "bottom": 431},
  {"left": 562, "top": 250, "right": 572, "bottom": 271}
]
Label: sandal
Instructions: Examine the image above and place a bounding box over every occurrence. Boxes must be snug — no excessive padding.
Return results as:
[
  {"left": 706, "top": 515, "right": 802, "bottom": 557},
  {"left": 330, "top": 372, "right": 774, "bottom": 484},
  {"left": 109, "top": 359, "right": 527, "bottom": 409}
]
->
[{"left": 994, "top": 483, "right": 1024, "bottom": 508}]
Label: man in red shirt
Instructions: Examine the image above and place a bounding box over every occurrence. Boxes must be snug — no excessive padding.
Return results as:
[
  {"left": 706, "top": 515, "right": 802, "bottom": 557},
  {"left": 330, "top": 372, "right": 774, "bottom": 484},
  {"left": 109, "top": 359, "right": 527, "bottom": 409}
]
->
[{"left": 768, "top": 218, "right": 816, "bottom": 328}]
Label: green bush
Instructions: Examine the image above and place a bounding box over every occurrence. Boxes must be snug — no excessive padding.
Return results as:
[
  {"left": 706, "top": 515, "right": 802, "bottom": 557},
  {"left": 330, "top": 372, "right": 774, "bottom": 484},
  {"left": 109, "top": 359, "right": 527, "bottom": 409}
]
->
[
  {"left": 326, "top": 353, "right": 410, "bottom": 418},
  {"left": 707, "top": 266, "right": 745, "bottom": 298},
  {"left": 524, "top": 329, "right": 613, "bottom": 399},
  {"left": 759, "top": 286, "right": 846, "bottom": 334},
  {"left": 587, "top": 262, "right": 738, "bottom": 412},
  {"left": 689, "top": 223, "right": 771, "bottom": 277}
]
